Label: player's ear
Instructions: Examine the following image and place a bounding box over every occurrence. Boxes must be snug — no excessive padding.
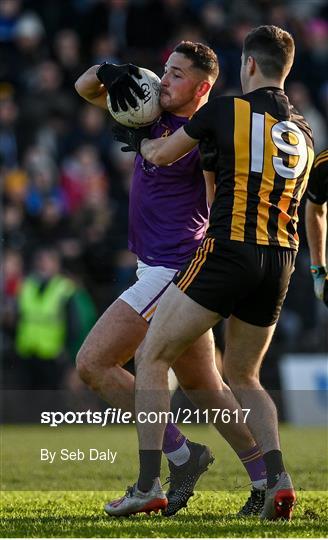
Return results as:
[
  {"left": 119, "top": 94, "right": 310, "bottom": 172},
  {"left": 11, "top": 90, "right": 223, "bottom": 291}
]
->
[
  {"left": 197, "top": 80, "right": 211, "bottom": 98},
  {"left": 247, "top": 56, "right": 256, "bottom": 76}
]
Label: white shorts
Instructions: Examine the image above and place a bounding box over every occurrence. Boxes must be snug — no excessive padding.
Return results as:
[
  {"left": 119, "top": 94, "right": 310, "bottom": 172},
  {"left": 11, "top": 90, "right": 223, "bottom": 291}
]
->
[{"left": 119, "top": 259, "right": 178, "bottom": 322}]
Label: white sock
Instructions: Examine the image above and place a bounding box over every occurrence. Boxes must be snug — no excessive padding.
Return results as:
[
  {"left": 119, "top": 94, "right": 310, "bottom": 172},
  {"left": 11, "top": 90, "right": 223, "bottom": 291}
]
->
[{"left": 165, "top": 441, "right": 191, "bottom": 466}]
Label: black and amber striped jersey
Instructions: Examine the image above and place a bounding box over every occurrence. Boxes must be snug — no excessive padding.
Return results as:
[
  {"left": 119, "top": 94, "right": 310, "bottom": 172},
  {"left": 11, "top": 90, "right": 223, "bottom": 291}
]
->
[
  {"left": 185, "top": 87, "right": 314, "bottom": 250},
  {"left": 307, "top": 149, "right": 328, "bottom": 205}
]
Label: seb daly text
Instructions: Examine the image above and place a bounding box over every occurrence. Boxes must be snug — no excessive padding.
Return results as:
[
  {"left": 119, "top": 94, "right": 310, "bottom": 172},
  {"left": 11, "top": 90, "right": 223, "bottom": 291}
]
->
[{"left": 40, "top": 448, "right": 117, "bottom": 463}]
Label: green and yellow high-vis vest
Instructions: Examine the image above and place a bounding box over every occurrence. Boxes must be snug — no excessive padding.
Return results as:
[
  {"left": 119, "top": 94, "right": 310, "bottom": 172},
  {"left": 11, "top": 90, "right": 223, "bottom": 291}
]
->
[{"left": 16, "top": 275, "right": 75, "bottom": 360}]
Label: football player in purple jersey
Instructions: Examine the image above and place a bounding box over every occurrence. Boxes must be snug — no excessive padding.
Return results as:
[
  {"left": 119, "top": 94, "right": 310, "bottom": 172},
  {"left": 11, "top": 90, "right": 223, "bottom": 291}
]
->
[{"left": 75, "top": 42, "right": 267, "bottom": 517}]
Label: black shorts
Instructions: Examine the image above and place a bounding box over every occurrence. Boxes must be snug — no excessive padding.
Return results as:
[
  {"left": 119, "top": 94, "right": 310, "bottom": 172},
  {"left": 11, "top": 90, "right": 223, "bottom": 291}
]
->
[{"left": 173, "top": 237, "right": 296, "bottom": 327}]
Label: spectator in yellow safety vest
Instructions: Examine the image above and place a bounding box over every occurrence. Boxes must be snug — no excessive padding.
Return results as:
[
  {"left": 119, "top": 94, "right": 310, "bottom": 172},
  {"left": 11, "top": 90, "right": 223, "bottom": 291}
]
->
[{"left": 14, "top": 246, "right": 94, "bottom": 389}]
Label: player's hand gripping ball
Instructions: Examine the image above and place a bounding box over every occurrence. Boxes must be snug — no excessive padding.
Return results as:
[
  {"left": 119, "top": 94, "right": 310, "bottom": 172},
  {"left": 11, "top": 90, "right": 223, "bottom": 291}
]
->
[{"left": 97, "top": 63, "right": 162, "bottom": 127}]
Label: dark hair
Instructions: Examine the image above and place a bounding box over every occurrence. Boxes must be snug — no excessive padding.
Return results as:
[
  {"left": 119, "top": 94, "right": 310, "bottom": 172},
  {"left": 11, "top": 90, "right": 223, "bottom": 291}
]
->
[
  {"left": 243, "top": 25, "right": 295, "bottom": 78},
  {"left": 174, "top": 41, "right": 219, "bottom": 81}
]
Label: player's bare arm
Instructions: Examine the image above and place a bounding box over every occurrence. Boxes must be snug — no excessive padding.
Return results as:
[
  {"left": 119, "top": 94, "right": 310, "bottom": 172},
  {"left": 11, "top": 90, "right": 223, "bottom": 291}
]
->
[
  {"left": 305, "top": 199, "right": 327, "bottom": 267},
  {"left": 140, "top": 126, "right": 198, "bottom": 166},
  {"left": 204, "top": 171, "right": 216, "bottom": 206},
  {"left": 305, "top": 199, "right": 328, "bottom": 305},
  {"left": 75, "top": 65, "right": 108, "bottom": 109},
  {"left": 305, "top": 153, "right": 328, "bottom": 304},
  {"left": 199, "top": 138, "right": 218, "bottom": 206}
]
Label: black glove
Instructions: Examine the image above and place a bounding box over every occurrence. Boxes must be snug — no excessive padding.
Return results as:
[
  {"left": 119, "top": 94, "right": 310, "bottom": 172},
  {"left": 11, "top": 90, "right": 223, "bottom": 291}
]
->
[
  {"left": 311, "top": 265, "right": 328, "bottom": 307},
  {"left": 113, "top": 124, "right": 151, "bottom": 153},
  {"left": 96, "top": 63, "right": 145, "bottom": 112},
  {"left": 199, "top": 136, "right": 218, "bottom": 171}
]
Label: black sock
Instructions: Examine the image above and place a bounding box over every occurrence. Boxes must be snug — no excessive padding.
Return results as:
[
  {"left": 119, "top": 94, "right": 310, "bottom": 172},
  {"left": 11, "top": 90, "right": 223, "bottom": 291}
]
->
[
  {"left": 138, "top": 450, "right": 162, "bottom": 492},
  {"left": 263, "top": 450, "right": 285, "bottom": 488}
]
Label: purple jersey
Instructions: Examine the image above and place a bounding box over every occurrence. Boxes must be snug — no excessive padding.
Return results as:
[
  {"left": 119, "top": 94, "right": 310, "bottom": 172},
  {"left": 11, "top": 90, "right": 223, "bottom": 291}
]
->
[{"left": 129, "top": 112, "right": 208, "bottom": 269}]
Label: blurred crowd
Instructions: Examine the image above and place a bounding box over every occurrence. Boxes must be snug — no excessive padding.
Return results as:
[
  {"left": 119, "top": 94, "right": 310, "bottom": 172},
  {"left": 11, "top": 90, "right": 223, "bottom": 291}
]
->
[{"left": 1, "top": 0, "right": 327, "bottom": 393}]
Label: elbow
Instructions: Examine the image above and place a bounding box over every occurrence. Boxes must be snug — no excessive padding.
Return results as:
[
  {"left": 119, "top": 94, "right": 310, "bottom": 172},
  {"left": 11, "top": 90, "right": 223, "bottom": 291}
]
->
[
  {"left": 74, "top": 78, "right": 83, "bottom": 97},
  {"left": 74, "top": 74, "right": 93, "bottom": 99},
  {"left": 74, "top": 77, "right": 90, "bottom": 99}
]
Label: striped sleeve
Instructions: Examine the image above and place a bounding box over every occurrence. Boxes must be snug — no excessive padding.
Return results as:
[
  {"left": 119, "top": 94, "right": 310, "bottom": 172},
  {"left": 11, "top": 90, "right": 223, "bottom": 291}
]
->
[{"left": 184, "top": 97, "right": 225, "bottom": 141}]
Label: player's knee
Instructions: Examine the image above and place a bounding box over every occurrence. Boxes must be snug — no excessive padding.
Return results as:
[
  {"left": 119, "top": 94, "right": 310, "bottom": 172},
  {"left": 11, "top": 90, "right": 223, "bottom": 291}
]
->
[
  {"left": 179, "top": 370, "right": 224, "bottom": 392},
  {"left": 75, "top": 347, "right": 94, "bottom": 386},
  {"left": 135, "top": 343, "right": 164, "bottom": 372},
  {"left": 134, "top": 343, "right": 151, "bottom": 370},
  {"left": 75, "top": 343, "right": 107, "bottom": 389},
  {"left": 224, "top": 362, "right": 259, "bottom": 387}
]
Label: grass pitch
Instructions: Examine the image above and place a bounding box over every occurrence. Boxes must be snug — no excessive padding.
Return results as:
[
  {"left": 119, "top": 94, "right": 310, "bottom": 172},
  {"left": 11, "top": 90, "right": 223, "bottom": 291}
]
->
[{"left": 1, "top": 424, "right": 327, "bottom": 537}]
